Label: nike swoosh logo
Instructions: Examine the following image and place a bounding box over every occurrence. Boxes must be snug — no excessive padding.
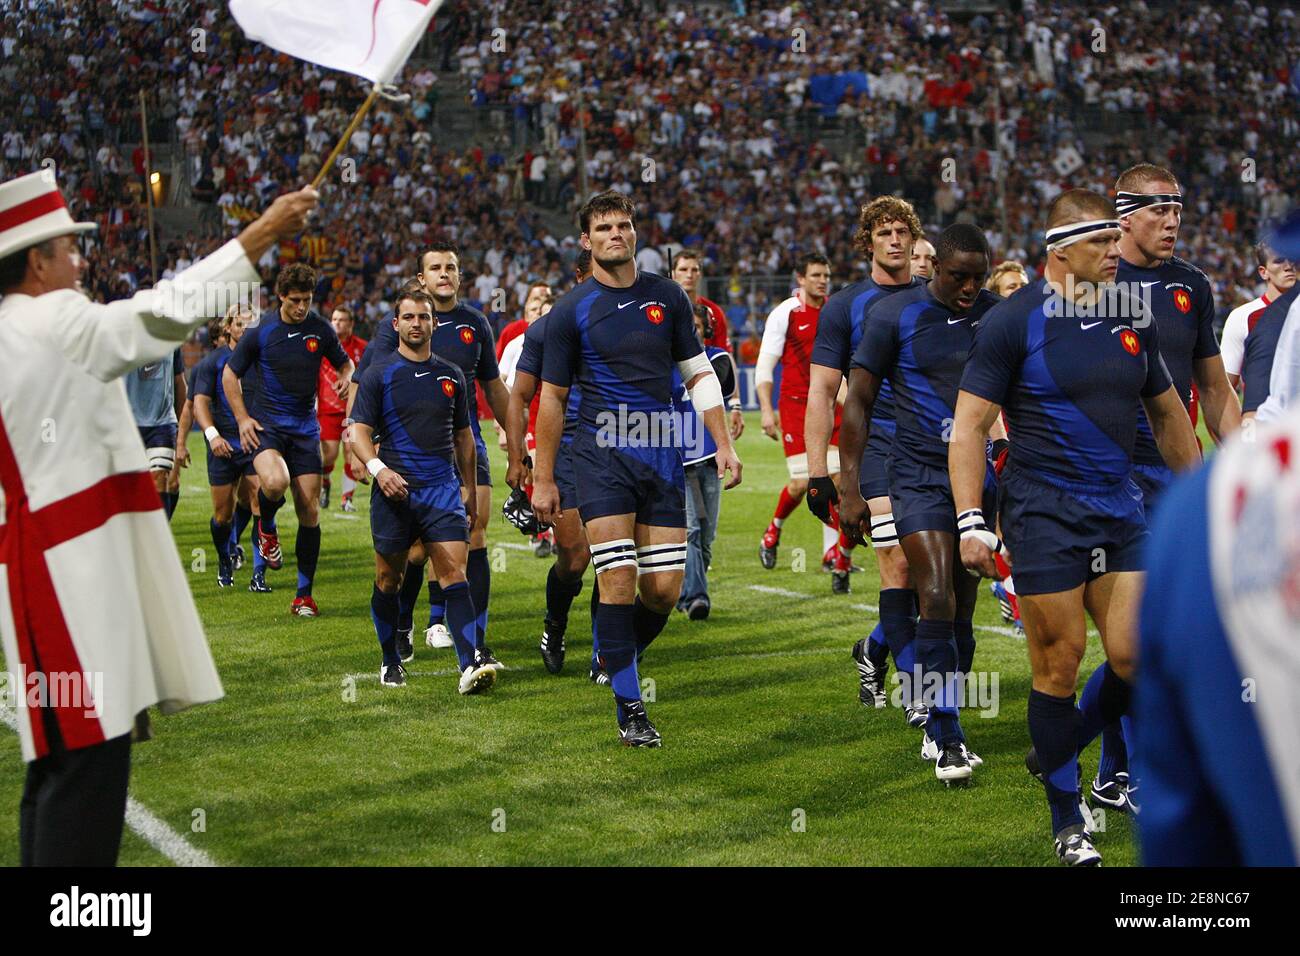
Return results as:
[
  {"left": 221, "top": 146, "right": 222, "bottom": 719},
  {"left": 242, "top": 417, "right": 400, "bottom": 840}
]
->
[
  {"left": 797, "top": 324, "right": 810, "bottom": 331},
  {"left": 287, "top": 332, "right": 301, "bottom": 338},
  {"left": 617, "top": 301, "right": 636, "bottom": 310},
  {"left": 947, "top": 318, "right": 967, "bottom": 325},
  {"left": 415, "top": 372, "right": 431, "bottom": 378},
  {"left": 1081, "top": 322, "right": 1103, "bottom": 330},
  {"left": 1140, "top": 281, "right": 1161, "bottom": 288}
]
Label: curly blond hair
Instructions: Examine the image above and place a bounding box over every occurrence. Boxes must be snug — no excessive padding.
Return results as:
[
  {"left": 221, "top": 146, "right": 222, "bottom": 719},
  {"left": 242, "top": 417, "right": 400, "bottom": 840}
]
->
[{"left": 853, "top": 196, "right": 924, "bottom": 261}]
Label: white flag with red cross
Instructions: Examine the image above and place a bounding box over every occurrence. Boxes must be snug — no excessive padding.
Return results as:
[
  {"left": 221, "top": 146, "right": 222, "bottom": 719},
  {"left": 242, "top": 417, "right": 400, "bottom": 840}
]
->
[{"left": 229, "top": 0, "right": 443, "bottom": 84}]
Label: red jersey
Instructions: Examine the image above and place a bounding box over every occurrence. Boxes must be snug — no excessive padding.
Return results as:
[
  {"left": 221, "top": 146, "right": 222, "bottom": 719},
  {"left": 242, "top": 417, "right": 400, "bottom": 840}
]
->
[
  {"left": 496, "top": 318, "right": 528, "bottom": 360},
  {"left": 318, "top": 333, "right": 367, "bottom": 415},
  {"left": 696, "top": 295, "right": 730, "bottom": 352},
  {"left": 758, "top": 294, "right": 821, "bottom": 404}
]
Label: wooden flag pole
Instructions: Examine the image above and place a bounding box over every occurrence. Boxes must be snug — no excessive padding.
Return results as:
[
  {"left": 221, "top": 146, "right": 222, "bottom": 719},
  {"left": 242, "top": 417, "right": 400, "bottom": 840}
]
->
[
  {"left": 138, "top": 90, "right": 158, "bottom": 283},
  {"left": 311, "top": 84, "right": 383, "bottom": 189}
]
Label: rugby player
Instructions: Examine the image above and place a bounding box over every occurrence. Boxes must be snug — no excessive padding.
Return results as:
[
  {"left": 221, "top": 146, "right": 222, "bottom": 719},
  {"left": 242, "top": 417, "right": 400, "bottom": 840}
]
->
[
  {"left": 840, "top": 223, "right": 1004, "bottom": 782},
  {"left": 805, "top": 197, "right": 925, "bottom": 711},
  {"left": 192, "top": 306, "right": 269, "bottom": 589},
  {"left": 317, "top": 305, "right": 367, "bottom": 511},
  {"left": 1220, "top": 242, "right": 1294, "bottom": 393},
  {"left": 985, "top": 261, "right": 1029, "bottom": 298},
  {"left": 756, "top": 254, "right": 854, "bottom": 590},
  {"left": 223, "top": 263, "right": 354, "bottom": 617},
  {"left": 910, "top": 237, "right": 937, "bottom": 280},
  {"left": 950, "top": 188, "right": 1199, "bottom": 865},
  {"left": 352, "top": 244, "right": 510, "bottom": 664},
  {"left": 124, "top": 345, "right": 187, "bottom": 519},
  {"left": 532, "top": 191, "right": 741, "bottom": 746},
  {"left": 351, "top": 289, "right": 494, "bottom": 693},
  {"left": 671, "top": 248, "right": 731, "bottom": 352},
  {"left": 1080, "top": 164, "right": 1241, "bottom": 810}
]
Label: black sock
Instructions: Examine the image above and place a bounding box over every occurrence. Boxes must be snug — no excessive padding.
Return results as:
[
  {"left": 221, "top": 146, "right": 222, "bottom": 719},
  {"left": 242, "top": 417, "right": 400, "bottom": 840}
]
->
[
  {"left": 258, "top": 489, "right": 285, "bottom": 526},
  {"left": 427, "top": 578, "right": 446, "bottom": 626},
  {"left": 397, "top": 561, "right": 425, "bottom": 631},
  {"left": 161, "top": 490, "right": 177, "bottom": 520},
  {"left": 372, "top": 585, "right": 400, "bottom": 666},
  {"left": 1028, "top": 689, "right": 1084, "bottom": 835},
  {"left": 295, "top": 525, "right": 321, "bottom": 597},
  {"left": 467, "top": 547, "right": 490, "bottom": 644},
  {"left": 233, "top": 504, "right": 254, "bottom": 545},
  {"left": 210, "top": 518, "right": 233, "bottom": 561},
  {"left": 954, "top": 620, "right": 976, "bottom": 675},
  {"left": 545, "top": 565, "right": 584, "bottom": 632},
  {"left": 632, "top": 596, "right": 670, "bottom": 659},
  {"left": 915, "top": 618, "right": 961, "bottom": 745}
]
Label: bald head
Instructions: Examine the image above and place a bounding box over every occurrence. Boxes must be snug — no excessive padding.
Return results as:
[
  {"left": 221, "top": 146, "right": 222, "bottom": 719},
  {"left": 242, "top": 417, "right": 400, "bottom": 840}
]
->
[{"left": 1046, "top": 189, "right": 1116, "bottom": 231}]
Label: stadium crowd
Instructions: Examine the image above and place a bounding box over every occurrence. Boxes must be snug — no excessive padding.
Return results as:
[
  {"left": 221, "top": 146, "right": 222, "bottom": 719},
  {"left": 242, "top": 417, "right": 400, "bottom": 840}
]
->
[{"left": 1, "top": 0, "right": 1297, "bottom": 342}]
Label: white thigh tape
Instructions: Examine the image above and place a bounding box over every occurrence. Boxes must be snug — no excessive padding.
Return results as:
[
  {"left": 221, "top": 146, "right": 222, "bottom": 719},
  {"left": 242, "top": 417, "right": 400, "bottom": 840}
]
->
[
  {"left": 590, "top": 538, "right": 637, "bottom": 575},
  {"left": 636, "top": 542, "right": 687, "bottom": 574},
  {"left": 146, "top": 446, "right": 176, "bottom": 472},
  {"left": 869, "top": 512, "right": 898, "bottom": 549}
]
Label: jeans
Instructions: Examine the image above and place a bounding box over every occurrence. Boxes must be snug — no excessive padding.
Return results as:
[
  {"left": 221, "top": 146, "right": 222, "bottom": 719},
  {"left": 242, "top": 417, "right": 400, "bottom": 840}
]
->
[{"left": 680, "top": 460, "right": 721, "bottom": 608}]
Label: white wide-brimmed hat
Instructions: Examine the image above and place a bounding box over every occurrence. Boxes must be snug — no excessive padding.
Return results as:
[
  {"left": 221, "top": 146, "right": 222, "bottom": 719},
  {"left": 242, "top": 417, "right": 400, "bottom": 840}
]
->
[{"left": 0, "top": 169, "right": 97, "bottom": 261}]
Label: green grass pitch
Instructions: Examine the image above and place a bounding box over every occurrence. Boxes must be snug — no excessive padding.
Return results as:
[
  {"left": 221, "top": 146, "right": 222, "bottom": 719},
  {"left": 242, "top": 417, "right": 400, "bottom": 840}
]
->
[{"left": 2, "top": 411, "right": 1178, "bottom": 867}]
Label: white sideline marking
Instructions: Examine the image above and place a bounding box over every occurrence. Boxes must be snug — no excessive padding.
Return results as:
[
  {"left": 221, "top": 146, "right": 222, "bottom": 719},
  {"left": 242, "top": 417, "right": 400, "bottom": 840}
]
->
[
  {"left": 0, "top": 706, "right": 218, "bottom": 867},
  {"left": 332, "top": 513, "right": 359, "bottom": 521},
  {"left": 496, "top": 541, "right": 532, "bottom": 551},
  {"left": 748, "top": 584, "right": 810, "bottom": 599}
]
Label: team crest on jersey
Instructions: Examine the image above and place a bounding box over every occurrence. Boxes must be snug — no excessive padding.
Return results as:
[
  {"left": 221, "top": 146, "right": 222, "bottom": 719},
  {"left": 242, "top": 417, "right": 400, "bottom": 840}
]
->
[
  {"left": 644, "top": 303, "right": 665, "bottom": 325},
  {"left": 440, "top": 377, "right": 456, "bottom": 397},
  {"left": 458, "top": 325, "right": 475, "bottom": 345},
  {"left": 304, "top": 335, "right": 320, "bottom": 353},
  {"left": 1120, "top": 329, "right": 1141, "bottom": 356},
  {"left": 1172, "top": 288, "right": 1192, "bottom": 314}
]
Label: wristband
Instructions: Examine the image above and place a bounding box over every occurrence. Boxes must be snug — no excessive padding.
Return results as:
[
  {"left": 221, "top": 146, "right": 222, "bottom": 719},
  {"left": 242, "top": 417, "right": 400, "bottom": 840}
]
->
[
  {"left": 521, "top": 455, "right": 533, "bottom": 469},
  {"left": 957, "top": 509, "right": 1002, "bottom": 552},
  {"left": 727, "top": 400, "right": 742, "bottom": 411},
  {"left": 204, "top": 426, "right": 220, "bottom": 443},
  {"left": 342, "top": 417, "right": 355, "bottom": 428},
  {"left": 366, "top": 458, "right": 387, "bottom": 478}
]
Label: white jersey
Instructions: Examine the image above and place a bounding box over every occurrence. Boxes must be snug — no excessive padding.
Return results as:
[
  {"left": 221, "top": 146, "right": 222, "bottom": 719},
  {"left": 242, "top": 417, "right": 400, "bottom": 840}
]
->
[
  {"left": 1220, "top": 294, "right": 1270, "bottom": 378},
  {"left": 1257, "top": 295, "right": 1300, "bottom": 424},
  {"left": 0, "top": 239, "right": 252, "bottom": 762}
]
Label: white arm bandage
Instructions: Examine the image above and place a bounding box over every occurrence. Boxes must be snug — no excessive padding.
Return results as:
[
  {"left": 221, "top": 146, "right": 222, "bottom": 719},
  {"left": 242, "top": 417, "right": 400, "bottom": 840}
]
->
[
  {"left": 755, "top": 351, "right": 779, "bottom": 387},
  {"left": 677, "top": 352, "right": 723, "bottom": 413}
]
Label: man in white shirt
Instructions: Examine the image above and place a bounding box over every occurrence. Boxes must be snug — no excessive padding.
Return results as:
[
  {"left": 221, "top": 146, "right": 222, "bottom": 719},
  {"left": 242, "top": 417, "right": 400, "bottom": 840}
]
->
[{"left": 1221, "top": 240, "right": 1296, "bottom": 391}]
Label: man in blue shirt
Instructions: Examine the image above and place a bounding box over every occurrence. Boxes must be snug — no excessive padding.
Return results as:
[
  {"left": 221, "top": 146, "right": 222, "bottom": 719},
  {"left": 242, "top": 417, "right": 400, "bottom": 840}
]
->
[
  {"left": 533, "top": 191, "right": 742, "bottom": 747},
  {"left": 949, "top": 189, "right": 1200, "bottom": 865},
  {"left": 839, "top": 223, "right": 1004, "bottom": 783},
  {"left": 351, "top": 289, "right": 495, "bottom": 693},
  {"left": 191, "top": 305, "right": 268, "bottom": 590},
  {"left": 223, "top": 263, "right": 353, "bottom": 618},
  {"left": 1082, "top": 164, "right": 1242, "bottom": 812},
  {"left": 805, "top": 197, "right": 927, "bottom": 714}
]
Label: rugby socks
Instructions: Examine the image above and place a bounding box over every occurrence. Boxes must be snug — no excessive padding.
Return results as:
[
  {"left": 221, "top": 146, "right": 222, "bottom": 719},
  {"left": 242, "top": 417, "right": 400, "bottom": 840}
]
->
[
  {"left": 1076, "top": 661, "right": 1132, "bottom": 754},
  {"left": 1028, "top": 689, "right": 1084, "bottom": 833},
  {"left": 294, "top": 525, "right": 321, "bottom": 598},
  {"left": 596, "top": 602, "right": 640, "bottom": 724},
  {"left": 371, "top": 585, "right": 400, "bottom": 666},
  {"left": 590, "top": 576, "right": 602, "bottom": 669},
  {"left": 772, "top": 486, "right": 799, "bottom": 529},
  {"left": 632, "top": 596, "right": 669, "bottom": 660},
  {"left": 426, "top": 579, "right": 446, "bottom": 628},
  {"left": 442, "top": 580, "right": 479, "bottom": 670},
  {"left": 397, "top": 560, "right": 426, "bottom": 632},
  {"left": 468, "top": 547, "right": 490, "bottom": 644},
  {"left": 878, "top": 588, "right": 918, "bottom": 697},
  {"left": 257, "top": 489, "right": 284, "bottom": 529},
  {"left": 162, "top": 490, "right": 178, "bottom": 520},
  {"left": 1097, "top": 721, "right": 1129, "bottom": 785},
  {"left": 866, "top": 623, "right": 890, "bottom": 670},
  {"left": 822, "top": 520, "right": 839, "bottom": 555},
  {"left": 545, "top": 565, "right": 584, "bottom": 633},
  {"left": 209, "top": 518, "right": 233, "bottom": 562},
  {"left": 953, "top": 620, "right": 976, "bottom": 676},
  {"left": 915, "top": 619, "right": 962, "bottom": 746},
  {"left": 232, "top": 504, "right": 254, "bottom": 551}
]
